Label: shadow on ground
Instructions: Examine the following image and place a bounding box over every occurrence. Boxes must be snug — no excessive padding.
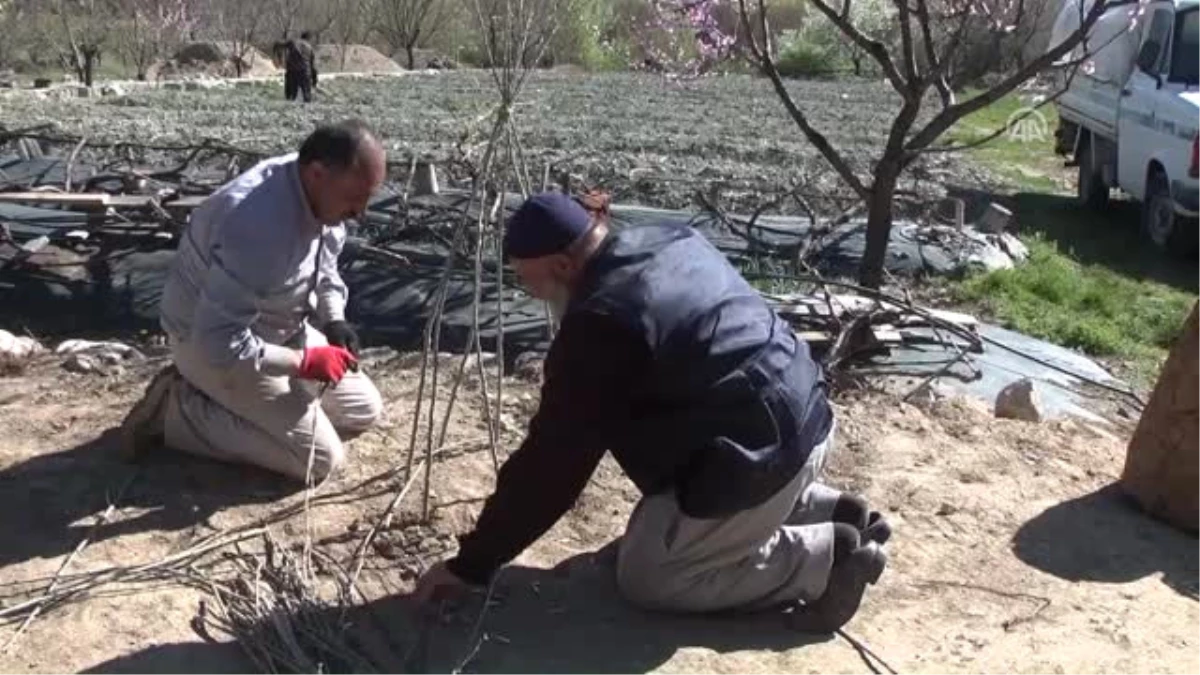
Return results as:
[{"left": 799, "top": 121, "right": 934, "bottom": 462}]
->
[
  {"left": 1012, "top": 484, "right": 1199, "bottom": 600},
  {"left": 83, "top": 544, "right": 826, "bottom": 674},
  {"left": 948, "top": 187, "right": 1198, "bottom": 294},
  {"left": 0, "top": 428, "right": 297, "bottom": 571}
]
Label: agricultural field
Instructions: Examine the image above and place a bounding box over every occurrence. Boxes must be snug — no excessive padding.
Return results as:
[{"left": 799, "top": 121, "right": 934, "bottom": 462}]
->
[{"left": 0, "top": 71, "right": 975, "bottom": 212}]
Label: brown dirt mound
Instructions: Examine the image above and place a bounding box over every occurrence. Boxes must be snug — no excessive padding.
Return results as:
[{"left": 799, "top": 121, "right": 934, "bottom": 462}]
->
[
  {"left": 153, "top": 41, "right": 280, "bottom": 80},
  {"left": 315, "top": 44, "right": 402, "bottom": 73}
]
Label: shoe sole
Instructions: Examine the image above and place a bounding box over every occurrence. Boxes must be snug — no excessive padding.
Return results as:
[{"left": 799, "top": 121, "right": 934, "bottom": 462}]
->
[
  {"left": 789, "top": 542, "right": 888, "bottom": 634},
  {"left": 857, "top": 541, "right": 887, "bottom": 585},
  {"left": 862, "top": 511, "right": 893, "bottom": 546},
  {"left": 119, "top": 365, "right": 178, "bottom": 459}
]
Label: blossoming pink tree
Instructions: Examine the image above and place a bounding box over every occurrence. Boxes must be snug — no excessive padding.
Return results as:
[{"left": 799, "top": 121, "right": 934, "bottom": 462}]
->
[{"left": 652, "top": 0, "right": 1118, "bottom": 288}]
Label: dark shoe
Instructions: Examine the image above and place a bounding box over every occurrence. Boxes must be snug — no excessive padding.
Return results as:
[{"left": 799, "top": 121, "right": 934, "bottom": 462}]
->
[
  {"left": 832, "top": 493, "right": 870, "bottom": 530},
  {"left": 790, "top": 541, "right": 887, "bottom": 634},
  {"left": 119, "top": 364, "right": 179, "bottom": 460},
  {"left": 862, "top": 511, "right": 892, "bottom": 546}
]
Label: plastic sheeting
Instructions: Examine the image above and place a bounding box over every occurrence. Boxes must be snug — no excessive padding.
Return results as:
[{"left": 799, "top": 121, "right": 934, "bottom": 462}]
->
[
  {"left": 857, "top": 323, "right": 1128, "bottom": 423},
  {"left": 0, "top": 231, "right": 1127, "bottom": 423}
]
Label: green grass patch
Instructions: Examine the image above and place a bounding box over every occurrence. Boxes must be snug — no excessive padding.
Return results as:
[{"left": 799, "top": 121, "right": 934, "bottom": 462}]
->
[
  {"left": 944, "top": 93, "right": 1064, "bottom": 193},
  {"left": 953, "top": 236, "right": 1193, "bottom": 383},
  {"left": 945, "top": 93, "right": 1197, "bottom": 387}
]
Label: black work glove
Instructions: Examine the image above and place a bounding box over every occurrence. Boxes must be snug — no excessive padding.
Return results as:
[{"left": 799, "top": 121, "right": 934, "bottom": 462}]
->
[{"left": 324, "top": 320, "right": 361, "bottom": 357}]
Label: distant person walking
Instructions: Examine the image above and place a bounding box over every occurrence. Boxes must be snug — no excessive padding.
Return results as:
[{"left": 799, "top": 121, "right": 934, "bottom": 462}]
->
[{"left": 284, "top": 31, "right": 317, "bottom": 103}]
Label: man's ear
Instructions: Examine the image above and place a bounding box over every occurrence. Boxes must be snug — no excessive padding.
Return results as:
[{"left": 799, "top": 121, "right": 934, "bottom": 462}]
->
[{"left": 550, "top": 253, "right": 575, "bottom": 278}]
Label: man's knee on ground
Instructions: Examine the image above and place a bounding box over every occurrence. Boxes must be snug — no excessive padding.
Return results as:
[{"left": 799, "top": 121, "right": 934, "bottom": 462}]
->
[
  {"left": 281, "top": 433, "right": 346, "bottom": 485},
  {"left": 331, "top": 379, "right": 383, "bottom": 433},
  {"left": 615, "top": 545, "right": 686, "bottom": 611},
  {"left": 306, "top": 439, "right": 347, "bottom": 484}
]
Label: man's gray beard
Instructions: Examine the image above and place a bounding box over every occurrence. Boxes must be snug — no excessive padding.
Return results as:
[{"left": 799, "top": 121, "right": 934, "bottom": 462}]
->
[
  {"left": 546, "top": 285, "right": 570, "bottom": 323},
  {"left": 547, "top": 297, "right": 568, "bottom": 322}
]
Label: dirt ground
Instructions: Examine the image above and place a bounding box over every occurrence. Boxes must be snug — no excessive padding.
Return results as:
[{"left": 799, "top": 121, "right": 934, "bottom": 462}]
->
[{"left": 0, "top": 347, "right": 1195, "bottom": 674}]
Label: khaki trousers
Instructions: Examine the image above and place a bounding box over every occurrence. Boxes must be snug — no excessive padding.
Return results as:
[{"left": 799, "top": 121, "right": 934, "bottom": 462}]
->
[
  {"left": 163, "top": 324, "right": 382, "bottom": 483},
  {"left": 616, "top": 421, "right": 840, "bottom": 613}
]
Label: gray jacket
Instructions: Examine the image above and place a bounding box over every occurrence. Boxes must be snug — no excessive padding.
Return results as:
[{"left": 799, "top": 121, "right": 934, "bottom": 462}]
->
[{"left": 159, "top": 153, "right": 349, "bottom": 375}]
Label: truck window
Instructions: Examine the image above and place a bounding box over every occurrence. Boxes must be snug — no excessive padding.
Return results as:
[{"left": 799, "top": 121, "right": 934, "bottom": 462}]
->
[
  {"left": 1137, "top": 9, "right": 1174, "bottom": 74},
  {"left": 1169, "top": 9, "right": 1198, "bottom": 85}
]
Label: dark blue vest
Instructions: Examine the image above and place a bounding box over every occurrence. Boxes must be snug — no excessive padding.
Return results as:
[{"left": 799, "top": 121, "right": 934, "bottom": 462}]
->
[{"left": 566, "top": 223, "right": 832, "bottom": 518}]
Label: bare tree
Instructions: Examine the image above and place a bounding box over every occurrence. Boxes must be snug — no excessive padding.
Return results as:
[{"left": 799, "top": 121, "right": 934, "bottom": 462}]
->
[
  {"left": 0, "top": 0, "right": 26, "bottom": 72},
  {"left": 114, "top": 0, "right": 193, "bottom": 80},
  {"left": 377, "top": 0, "right": 449, "bottom": 69},
  {"left": 213, "top": 0, "right": 269, "bottom": 77},
  {"left": 660, "top": 0, "right": 1116, "bottom": 288},
  {"left": 49, "top": 0, "right": 118, "bottom": 86},
  {"left": 322, "top": 0, "right": 377, "bottom": 70}
]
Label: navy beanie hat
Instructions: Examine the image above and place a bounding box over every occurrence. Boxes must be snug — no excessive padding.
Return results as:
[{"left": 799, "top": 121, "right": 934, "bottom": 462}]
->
[{"left": 503, "top": 192, "right": 593, "bottom": 260}]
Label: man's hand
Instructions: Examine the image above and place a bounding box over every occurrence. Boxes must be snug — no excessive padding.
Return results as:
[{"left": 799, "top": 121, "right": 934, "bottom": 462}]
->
[
  {"left": 298, "top": 345, "right": 357, "bottom": 383},
  {"left": 410, "top": 561, "right": 470, "bottom": 607},
  {"left": 324, "top": 320, "right": 361, "bottom": 357}
]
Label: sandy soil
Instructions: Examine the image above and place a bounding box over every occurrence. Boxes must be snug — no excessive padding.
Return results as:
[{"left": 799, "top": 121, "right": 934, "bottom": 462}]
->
[
  {"left": 0, "top": 347, "right": 1195, "bottom": 674},
  {"left": 315, "top": 45, "right": 403, "bottom": 74}
]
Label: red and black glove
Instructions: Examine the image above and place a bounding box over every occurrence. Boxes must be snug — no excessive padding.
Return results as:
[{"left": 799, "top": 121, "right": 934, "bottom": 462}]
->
[{"left": 299, "top": 345, "right": 357, "bottom": 383}]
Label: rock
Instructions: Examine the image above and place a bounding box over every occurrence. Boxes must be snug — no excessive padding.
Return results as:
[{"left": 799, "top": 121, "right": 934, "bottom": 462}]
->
[
  {"left": 0, "top": 329, "right": 45, "bottom": 362},
  {"left": 995, "top": 378, "right": 1043, "bottom": 423},
  {"left": 412, "top": 160, "right": 440, "bottom": 196},
  {"left": 1121, "top": 302, "right": 1198, "bottom": 532},
  {"left": 62, "top": 353, "right": 100, "bottom": 374},
  {"left": 977, "top": 202, "right": 1013, "bottom": 233},
  {"left": 907, "top": 380, "right": 952, "bottom": 410},
  {"left": 100, "top": 84, "right": 126, "bottom": 97}
]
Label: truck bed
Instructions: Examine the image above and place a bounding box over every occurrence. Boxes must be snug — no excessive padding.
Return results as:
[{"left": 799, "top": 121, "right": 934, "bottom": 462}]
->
[{"left": 1056, "top": 75, "right": 1122, "bottom": 140}]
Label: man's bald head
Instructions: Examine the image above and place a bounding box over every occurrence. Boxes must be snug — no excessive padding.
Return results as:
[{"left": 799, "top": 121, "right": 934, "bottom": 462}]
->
[{"left": 298, "top": 119, "right": 386, "bottom": 224}]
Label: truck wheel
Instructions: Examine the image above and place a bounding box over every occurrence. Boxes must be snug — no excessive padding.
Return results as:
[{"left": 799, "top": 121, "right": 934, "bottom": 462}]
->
[
  {"left": 1077, "top": 135, "right": 1110, "bottom": 210},
  {"left": 1141, "top": 170, "right": 1196, "bottom": 254}
]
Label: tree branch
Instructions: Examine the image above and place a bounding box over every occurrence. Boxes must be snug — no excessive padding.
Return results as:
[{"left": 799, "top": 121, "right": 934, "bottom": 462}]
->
[
  {"left": 913, "top": 0, "right": 953, "bottom": 106},
  {"left": 807, "top": 0, "right": 908, "bottom": 95},
  {"left": 918, "top": 53, "right": 1092, "bottom": 155},
  {"left": 905, "top": 0, "right": 1111, "bottom": 152},
  {"left": 894, "top": 0, "right": 917, "bottom": 84},
  {"left": 738, "top": 0, "right": 870, "bottom": 198}
]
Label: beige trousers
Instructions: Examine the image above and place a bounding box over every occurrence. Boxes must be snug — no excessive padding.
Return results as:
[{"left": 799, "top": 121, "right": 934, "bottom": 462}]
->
[
  {"left": 163, "top": 324, "right": 382, "bottom": 483},
  {"left": 616, "top": 421, "right": 840, "bottom": 613}
]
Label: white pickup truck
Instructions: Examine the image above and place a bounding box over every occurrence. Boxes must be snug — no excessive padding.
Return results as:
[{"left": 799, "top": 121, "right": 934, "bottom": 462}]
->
[{"left": 1050, "top": 0, "right": 1199, "bottom": 253}]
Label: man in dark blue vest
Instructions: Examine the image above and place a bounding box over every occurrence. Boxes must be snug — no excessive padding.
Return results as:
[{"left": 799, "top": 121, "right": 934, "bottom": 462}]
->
[{"left": 412, "top": 192, "right": 891, "bottom": 631}]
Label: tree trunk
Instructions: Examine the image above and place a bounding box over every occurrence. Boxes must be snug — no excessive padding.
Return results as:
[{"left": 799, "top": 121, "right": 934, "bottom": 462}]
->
[
  {"left": 83, "top": 52, "right": 96, "bottom": 87},
  {"left": 858, "top": 164, "right": 899, "bottom": 289},
  {"left": 406, "top": 44, "right": 416, "bottom": 69}
]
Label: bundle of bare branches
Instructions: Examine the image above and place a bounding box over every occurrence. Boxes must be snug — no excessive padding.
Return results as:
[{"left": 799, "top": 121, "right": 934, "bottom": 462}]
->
[{"left": 192, "top": 531, "right": 379, "bottom": 674}]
